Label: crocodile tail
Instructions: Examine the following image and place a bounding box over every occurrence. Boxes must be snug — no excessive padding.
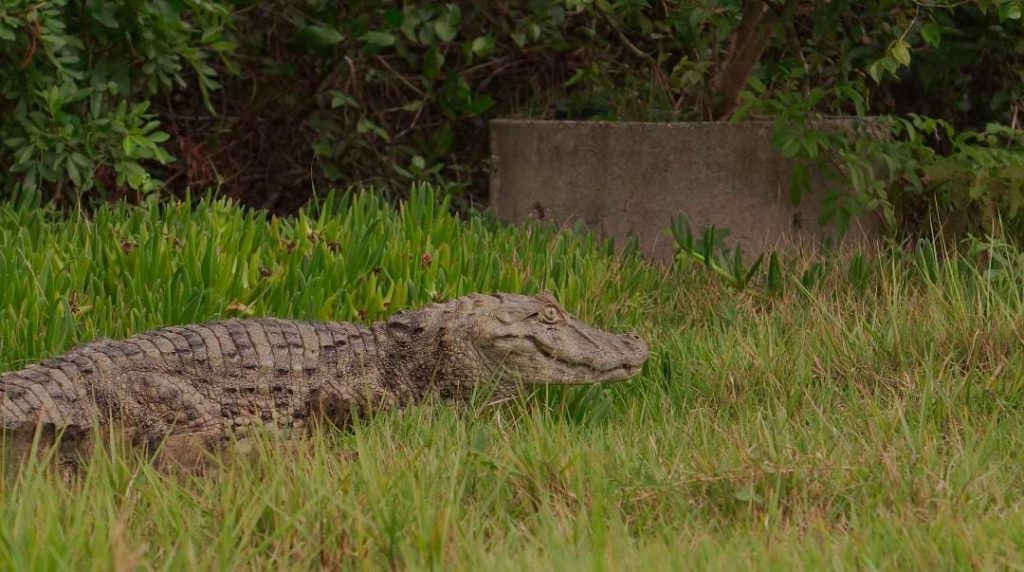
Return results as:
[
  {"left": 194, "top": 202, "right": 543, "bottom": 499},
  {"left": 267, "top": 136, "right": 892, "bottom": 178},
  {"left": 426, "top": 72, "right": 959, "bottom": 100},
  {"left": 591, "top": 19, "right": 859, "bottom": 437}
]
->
[{"left": 1, "top": 360, "right": 93, "bottom": 433}]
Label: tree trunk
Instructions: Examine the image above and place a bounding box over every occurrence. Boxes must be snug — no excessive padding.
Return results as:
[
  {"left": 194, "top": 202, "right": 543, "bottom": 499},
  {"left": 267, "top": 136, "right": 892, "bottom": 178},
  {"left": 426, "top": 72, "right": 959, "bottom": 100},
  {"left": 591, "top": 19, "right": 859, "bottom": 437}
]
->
[{"left": 710, "top": 0, "right": 778, "bottom": 120}]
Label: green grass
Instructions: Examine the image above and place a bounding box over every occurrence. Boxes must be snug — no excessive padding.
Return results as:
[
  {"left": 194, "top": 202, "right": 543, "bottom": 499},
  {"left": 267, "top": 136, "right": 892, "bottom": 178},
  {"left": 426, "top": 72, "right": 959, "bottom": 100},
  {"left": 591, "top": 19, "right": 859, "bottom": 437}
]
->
[{"left": 2, "top": 185, "right": 1024, "bottom": 570}]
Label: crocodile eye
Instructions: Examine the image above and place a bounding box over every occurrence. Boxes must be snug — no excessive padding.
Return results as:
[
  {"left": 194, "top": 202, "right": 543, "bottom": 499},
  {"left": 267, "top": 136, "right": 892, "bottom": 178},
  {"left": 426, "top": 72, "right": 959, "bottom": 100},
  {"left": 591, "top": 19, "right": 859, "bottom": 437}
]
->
[{"left": 540, "top": 305, "right": 561, "bottom": 323}]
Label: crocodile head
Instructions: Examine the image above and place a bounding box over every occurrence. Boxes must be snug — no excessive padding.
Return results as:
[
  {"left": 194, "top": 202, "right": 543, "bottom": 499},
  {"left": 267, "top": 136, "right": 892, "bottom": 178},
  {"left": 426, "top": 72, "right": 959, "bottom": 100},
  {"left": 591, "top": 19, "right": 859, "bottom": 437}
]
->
[{"left": 419, "top": 292, "right": 649, "bottom": 390}]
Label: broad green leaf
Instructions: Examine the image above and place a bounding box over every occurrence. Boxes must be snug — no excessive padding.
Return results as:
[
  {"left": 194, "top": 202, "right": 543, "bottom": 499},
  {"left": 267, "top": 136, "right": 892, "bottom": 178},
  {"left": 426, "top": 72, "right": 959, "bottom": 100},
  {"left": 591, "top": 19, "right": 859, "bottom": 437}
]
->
[
  {"left": 434, "top": 20, "right": 456, "bottom": 42},
  {"left": 470, "top": 35, "right": 494, "bottom": 57},
  {"left": 790, "top": 163, "right": 809, "bottom": 205},
  {"left": 67, "top": 159, "right": 81, "bottom": 187},
  {"left": 462, "top": 94, "right": 494, "bottom": 116},
  {"left": 360, "top": 31, "right": 395, "bottom": 47},
  {"left": 920, "top": 23, "right": 942, "bottom": 47},
  {"left": 433, "top": 6, "right": 461, "bottom": 42},
  {"left": 69, "top": 152, "right": 90, "bottom": 168},
  {"left": 384, "top": 8, "right": 403, "bottom": 27},
  {"left": 890, "top": 39, "right": 911, "bottom": 66},
  {"left": 423, "top": 46, "right": 444, "bottom": 80},
  {"left": 300, "top": 25, "right": 344, "bottom": 47},
  {"left": 357, "top": 118, "right": 390, "bottom": 141},
  {"left": 330, "top": 90, "right": 358, "bottom": 108},
  {"left": 123, "top": 162, "right": 149, "bottom": 188},
  {"left": 746, "top": 75, "right": 766, "bottom": 94},
  {"left": 779, "top": 135, "right": 801, "bottom": 158}
]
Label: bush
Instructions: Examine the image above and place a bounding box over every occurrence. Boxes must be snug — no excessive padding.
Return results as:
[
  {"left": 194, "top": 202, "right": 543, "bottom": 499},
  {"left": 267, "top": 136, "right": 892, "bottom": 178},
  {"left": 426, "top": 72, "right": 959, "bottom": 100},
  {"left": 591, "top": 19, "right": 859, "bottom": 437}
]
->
[
  {"left": 1, "top": 0, "right": 1022, "bottom": 240},
  {"left": 747, "top": 98, "right": 1024, "bottom": 241},
  {"left": 0, "top": 0, "right": 235, "bottom": 204},
  {"left": 736, "top": 1, "right": 1024, "bottom": 241}
]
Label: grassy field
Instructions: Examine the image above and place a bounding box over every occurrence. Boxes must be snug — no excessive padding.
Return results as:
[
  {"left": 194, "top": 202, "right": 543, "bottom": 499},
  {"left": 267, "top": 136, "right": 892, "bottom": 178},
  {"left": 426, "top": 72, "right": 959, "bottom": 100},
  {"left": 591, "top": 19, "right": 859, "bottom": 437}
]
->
[{"left": 1, "top": 186, "right": 1023, "bottom": 570}]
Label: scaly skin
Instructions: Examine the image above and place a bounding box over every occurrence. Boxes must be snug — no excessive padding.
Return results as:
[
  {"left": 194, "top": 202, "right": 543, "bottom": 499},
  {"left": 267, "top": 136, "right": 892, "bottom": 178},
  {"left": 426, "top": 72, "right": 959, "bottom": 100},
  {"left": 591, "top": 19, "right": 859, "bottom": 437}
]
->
[{"left": 1, "top": 292, "right": 648, "bottom": 467}]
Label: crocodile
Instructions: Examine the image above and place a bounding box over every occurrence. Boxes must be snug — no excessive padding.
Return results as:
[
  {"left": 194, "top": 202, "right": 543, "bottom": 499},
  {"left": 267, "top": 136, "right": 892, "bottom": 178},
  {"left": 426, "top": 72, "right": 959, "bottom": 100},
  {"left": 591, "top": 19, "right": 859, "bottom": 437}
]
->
[{"left": 1, "top": 292, "right": 648, "bottom": 468}]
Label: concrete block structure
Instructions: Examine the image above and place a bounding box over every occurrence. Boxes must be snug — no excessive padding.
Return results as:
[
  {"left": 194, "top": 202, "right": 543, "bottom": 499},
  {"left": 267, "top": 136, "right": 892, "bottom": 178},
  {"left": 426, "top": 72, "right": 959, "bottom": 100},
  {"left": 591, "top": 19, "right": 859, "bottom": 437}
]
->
[{"left": 489, "top": 119, "right": 880, "bottom": 263}]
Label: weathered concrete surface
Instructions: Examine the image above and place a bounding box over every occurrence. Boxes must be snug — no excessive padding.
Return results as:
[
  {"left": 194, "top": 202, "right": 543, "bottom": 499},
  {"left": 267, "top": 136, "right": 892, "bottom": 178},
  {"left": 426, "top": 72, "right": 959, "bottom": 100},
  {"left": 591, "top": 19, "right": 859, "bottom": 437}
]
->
[{"left": 489, "top": 119, "right": 881, "bottom": 263}]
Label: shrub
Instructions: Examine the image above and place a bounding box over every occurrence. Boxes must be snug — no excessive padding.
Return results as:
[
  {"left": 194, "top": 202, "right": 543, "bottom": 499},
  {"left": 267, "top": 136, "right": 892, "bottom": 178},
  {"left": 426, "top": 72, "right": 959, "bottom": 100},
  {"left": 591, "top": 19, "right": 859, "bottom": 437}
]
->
[
  {"left": 1, "top": 0, "right": 1022, "bottom": 242},
  {"left": 0, "top": 0, "right": 235, "bottom": 204}
]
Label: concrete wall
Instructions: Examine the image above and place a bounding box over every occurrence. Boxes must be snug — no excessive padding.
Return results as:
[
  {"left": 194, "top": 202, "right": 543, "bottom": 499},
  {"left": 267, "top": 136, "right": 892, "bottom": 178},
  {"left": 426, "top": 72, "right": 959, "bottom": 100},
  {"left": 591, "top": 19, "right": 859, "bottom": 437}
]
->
[{"left": 489, "top": 119, "right": 880, "bottom": 263}]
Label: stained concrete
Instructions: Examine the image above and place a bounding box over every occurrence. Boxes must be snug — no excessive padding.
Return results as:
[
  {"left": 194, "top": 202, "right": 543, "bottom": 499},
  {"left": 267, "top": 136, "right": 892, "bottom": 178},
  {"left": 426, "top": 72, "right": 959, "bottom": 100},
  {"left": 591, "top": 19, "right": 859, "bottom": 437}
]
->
[{"left": 489, "top": 119, "right": 881, "bottom": 263}]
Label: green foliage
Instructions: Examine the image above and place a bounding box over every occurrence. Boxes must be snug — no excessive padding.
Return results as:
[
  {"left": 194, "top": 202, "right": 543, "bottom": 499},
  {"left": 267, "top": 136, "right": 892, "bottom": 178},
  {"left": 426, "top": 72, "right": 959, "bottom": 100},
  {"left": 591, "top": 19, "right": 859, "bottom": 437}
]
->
[
  {"left": 0, "top": 0, "right": 235, "bottom": 202},
  {"left": 747, "top": 0, "right": 1024, "bottom": 127},
  {"left": 734, "top": 0, "right": 1024, "bottom": 242},
  {"left": 274, "top": 0, "right": 1024, "bottom": 231},
  {"left": 2, "top": 0, "right": 1022, "bottom": 240},
  {"left": 668, "top": 203, "right": 1024, "bottom": 301},
  {"left": 759, "top": 108, "right": 1024, "bottom": 240},
  {"left": 865, "top": 0, "right": 1023, "bottom": 128},
  {"left": 669, "top": 214, "right": 764, "bottom": 292}
]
